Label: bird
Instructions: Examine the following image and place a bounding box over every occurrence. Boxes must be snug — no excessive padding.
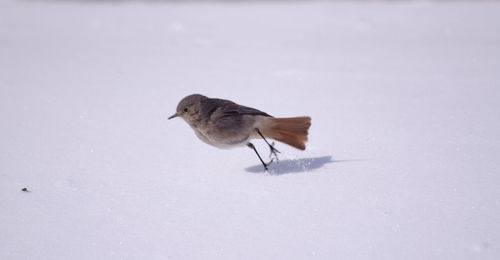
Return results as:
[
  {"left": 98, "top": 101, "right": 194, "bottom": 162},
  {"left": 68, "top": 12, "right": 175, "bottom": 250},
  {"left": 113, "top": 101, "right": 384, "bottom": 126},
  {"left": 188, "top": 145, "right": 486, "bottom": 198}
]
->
[{"left": 168, "top": 94, "right": 311, "bottom": 170}]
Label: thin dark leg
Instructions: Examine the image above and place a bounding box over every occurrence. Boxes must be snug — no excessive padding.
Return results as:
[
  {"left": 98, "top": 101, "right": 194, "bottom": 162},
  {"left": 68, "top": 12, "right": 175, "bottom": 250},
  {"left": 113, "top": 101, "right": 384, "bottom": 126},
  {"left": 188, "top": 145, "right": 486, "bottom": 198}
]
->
[
  {"left": 247, "top": 142, "right": 273, "bottom": 170},
  {"left": 255, "top": 128, "right": 280, "bottom": 160}
]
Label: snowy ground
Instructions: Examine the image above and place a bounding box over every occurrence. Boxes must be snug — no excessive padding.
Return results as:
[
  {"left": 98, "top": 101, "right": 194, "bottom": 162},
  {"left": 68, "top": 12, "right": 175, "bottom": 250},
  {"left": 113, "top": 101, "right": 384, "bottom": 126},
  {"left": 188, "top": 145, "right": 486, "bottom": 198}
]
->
[{"left": 1, "top": 0, "right": 500, "bottom": 259}]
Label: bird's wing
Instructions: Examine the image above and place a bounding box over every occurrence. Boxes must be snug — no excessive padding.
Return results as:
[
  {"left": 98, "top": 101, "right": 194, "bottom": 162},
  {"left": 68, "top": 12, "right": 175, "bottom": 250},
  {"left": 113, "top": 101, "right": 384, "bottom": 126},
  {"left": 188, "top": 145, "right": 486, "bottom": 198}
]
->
[{"left": 201, "top": 98, "right": 272, "bottom": 119}]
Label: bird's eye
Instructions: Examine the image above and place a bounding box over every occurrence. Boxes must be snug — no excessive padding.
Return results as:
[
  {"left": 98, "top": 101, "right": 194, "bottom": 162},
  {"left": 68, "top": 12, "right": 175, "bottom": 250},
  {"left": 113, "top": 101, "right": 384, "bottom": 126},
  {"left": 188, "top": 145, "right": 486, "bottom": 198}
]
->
[{"left": 183, "top": 108, "right": 188, "bottom": 113}]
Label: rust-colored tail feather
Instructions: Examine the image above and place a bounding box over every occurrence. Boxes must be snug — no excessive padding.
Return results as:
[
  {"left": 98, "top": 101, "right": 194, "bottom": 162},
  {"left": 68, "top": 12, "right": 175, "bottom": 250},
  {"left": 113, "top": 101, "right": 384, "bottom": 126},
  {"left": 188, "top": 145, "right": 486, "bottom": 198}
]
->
[{"left": 260, "top": 116, "right": 311, "bottom": 150}]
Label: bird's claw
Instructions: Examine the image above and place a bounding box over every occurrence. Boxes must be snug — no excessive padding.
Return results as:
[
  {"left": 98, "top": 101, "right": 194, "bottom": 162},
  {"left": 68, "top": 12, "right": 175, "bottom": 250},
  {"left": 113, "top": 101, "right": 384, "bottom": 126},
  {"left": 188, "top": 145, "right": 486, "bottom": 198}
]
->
[
  {"left": 268, "top": 141, "right": 280, "bottom": 161},
  {"left": 263, "top": 158, "right": 275, "bottom": 171}
]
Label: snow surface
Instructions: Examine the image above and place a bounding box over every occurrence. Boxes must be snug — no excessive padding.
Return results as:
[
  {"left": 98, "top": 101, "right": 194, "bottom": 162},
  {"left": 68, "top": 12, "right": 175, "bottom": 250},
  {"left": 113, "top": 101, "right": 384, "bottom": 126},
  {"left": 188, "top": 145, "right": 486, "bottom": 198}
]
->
[{"left": 1, "top": 0, "right": 500, "bottom": 259}]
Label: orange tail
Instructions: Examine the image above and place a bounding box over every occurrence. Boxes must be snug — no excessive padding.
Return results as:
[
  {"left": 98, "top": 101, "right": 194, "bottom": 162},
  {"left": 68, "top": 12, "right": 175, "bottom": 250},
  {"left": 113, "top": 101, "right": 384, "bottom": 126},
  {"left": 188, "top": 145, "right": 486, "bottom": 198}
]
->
[{"left": 260, "top": 116, "right": 311, "bottom": 150}]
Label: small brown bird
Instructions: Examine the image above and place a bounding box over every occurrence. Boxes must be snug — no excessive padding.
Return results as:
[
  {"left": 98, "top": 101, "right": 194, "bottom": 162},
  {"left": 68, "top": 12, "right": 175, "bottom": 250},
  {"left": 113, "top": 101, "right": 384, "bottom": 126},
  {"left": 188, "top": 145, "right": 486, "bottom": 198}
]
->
[{"left": 168, "top": 94, "right": 311, "bottom": 170}]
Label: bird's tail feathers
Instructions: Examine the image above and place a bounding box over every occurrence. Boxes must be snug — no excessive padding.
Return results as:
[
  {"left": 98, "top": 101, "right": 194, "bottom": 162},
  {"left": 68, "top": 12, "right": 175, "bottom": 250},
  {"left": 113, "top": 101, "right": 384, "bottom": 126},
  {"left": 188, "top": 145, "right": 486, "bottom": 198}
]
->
[{"left": 259, "top": 116, "right": 311, "bottom": 150}]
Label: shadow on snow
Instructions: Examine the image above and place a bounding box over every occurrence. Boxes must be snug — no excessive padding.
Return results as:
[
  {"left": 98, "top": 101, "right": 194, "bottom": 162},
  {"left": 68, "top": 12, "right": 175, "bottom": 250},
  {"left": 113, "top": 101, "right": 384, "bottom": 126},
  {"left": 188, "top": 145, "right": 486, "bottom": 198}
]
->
[{"left": 245, "top": 155, "right": 359, "bottom": 175}]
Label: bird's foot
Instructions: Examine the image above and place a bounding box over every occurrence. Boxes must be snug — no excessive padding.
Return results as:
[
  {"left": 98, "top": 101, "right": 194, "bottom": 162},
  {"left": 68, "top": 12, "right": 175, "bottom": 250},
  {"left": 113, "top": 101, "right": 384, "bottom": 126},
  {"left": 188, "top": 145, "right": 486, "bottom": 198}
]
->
[{"left": 268, "top": 141, "right": 280, "bottom": 161}]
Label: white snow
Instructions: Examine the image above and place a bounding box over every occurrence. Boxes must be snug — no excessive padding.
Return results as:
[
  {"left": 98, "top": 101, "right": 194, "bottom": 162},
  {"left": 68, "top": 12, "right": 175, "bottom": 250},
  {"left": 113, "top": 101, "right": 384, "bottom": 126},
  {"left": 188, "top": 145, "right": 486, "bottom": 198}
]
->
[{"left": 1, "top": 0, "right": 500, "bottom": 259}]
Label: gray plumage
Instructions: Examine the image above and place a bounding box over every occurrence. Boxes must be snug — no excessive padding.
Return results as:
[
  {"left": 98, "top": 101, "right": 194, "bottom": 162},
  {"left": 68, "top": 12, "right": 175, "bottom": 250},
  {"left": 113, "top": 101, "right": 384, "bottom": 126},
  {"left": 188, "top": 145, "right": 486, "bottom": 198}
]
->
[{"left": 169, "top": 94, "right": 270, "bottom": 148}]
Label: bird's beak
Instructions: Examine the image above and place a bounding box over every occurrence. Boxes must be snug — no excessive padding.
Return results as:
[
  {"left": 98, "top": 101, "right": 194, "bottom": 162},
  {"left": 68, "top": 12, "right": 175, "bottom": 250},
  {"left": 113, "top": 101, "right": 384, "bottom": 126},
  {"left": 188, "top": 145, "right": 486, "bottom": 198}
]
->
[{"left": 168, "top": 113, "right": 179, "bottom": 120}]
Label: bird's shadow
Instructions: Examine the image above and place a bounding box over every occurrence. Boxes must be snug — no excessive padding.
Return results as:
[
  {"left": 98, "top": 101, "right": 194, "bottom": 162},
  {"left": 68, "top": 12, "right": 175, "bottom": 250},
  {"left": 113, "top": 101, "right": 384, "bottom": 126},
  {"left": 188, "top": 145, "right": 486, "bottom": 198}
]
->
[{"left": 245, "top": 155, "right": 357, "bottom": 175}]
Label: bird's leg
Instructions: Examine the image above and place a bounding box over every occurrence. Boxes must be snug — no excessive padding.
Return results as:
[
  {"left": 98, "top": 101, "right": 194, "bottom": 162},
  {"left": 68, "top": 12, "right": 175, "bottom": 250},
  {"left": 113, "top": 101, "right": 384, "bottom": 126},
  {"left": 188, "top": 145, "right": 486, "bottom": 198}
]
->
[
  {"left": 255, "top": 128, "right": 280, "bottom": 161},
  {"left": 247, "top": 143, "right": 273, "bottom": 171}
]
